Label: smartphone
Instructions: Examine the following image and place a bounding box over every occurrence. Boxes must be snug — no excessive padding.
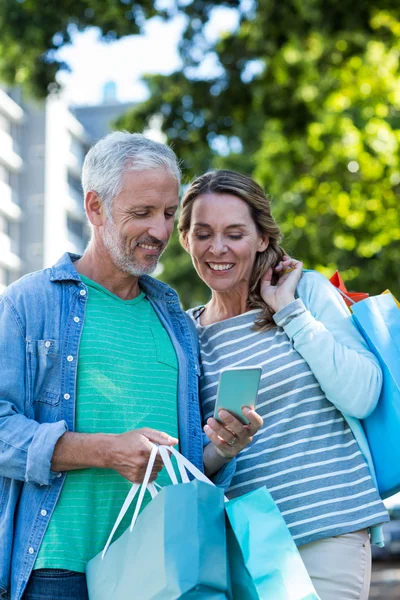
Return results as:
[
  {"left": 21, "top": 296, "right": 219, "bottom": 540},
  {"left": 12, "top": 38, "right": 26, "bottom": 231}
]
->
[{"left": 213, "top": 366, "right": 262, "bottom": 425}]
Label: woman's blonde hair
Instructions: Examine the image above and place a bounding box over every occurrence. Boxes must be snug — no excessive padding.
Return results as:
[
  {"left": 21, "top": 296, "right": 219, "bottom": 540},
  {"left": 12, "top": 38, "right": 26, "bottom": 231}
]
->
[{"left": 179, "top": 170, "right": 285, "bottom": 331}]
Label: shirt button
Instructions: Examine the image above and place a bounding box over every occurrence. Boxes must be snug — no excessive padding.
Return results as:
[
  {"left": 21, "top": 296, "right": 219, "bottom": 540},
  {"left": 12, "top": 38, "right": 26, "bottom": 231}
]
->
[
  {"left": 41, "top": 509, "right": 47, "bottom": 517},
  {"left": 44, "top": 341, "right": 51, "bottom": 348},
  {"left": 28, "top": 547, "right": 34, "bottom": 555},
  {"left": 57, "top": 473, "right": 62, "bottom": 478},
  {"left": 67, "top": 355, "right": 74, "bottom": 362},
  {"left": 64, "top": 393, "right": 70, "bottom": 400},
  {"left": 80, "top": 289, "right": 86, "bottom": 296},
  {"left": 74, "top": 316, "right": 80, "bottom": 323}
]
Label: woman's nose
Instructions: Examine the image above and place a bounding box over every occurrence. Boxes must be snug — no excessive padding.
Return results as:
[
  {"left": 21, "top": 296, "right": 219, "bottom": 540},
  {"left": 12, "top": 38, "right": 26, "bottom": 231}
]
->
[{"left": 210, "top": 238, "right": 228, "bottom": 255}]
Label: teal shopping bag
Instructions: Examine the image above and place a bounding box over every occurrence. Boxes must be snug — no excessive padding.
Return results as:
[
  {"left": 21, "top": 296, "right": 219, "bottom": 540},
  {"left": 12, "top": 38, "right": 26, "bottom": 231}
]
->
[
  {"left": 352, "top": 293, "right": 400, "bottom": 499},
  {"left": 86, "top": 446, "right": 230, "bottom": 599},
  {"left": 226, "top": 487, "right": 320, "bottom": 600}
]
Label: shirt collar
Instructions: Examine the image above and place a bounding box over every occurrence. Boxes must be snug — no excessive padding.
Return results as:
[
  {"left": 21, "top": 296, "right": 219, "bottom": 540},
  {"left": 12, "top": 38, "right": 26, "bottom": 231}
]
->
[{"left": 49, "top": 252, "right": 180, "bottom": 303}]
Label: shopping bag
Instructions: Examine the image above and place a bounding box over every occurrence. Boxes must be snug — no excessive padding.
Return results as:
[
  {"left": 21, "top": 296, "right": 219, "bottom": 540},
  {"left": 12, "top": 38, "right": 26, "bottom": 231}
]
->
[
  {"left": 382, "top": 289, "right": 400, "bottom": 308},
  {"left": 86, "top": 446, "right": 230, "bottom": 599},
  {"left": 329, "top": 271, "right": 369, "bottom": 307},
  {"left": 351, "top": 293, "right": 400, "bottom": 498},
  {"left": 226, "top": 487, "right": 320, "bottom": 600}
]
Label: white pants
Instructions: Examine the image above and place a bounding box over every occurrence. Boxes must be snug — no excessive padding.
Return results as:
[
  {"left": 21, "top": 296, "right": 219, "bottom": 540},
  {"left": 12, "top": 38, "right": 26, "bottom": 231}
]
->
[{"left": 298, "top": 529, "right": 371, "bottom": 600}]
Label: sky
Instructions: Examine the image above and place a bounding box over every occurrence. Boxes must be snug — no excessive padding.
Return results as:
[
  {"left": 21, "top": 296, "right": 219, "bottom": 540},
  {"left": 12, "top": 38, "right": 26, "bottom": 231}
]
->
[{"left": 56, "top": 7, "right": 239, "bottom": 107}]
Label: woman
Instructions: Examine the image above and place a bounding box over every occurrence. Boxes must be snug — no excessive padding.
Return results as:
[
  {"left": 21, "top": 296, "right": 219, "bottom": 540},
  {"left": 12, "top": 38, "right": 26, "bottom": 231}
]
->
[{"left": 180, "top": 169, "right": 389, "bottom": 600}]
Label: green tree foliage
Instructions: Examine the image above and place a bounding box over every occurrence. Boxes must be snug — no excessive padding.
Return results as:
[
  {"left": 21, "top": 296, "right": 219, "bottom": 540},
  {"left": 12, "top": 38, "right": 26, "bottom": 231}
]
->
[
  {"left": 119, "top": 0, "right": 400, "bottom": 306},
  {"left": 0, "top": 0, "right": 166, "bottom": 97}
]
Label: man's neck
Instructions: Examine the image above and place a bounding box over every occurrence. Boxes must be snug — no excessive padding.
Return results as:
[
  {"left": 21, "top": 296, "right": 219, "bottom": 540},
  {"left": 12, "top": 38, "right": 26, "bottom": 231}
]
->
[{"left": 74, "top": 245, "right": 141, "bottom": 301}]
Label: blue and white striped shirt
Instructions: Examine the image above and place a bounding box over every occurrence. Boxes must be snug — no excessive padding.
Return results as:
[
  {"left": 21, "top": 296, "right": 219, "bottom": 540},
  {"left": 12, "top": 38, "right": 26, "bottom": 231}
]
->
[{"left": 190, "top": 299, "right": 388, "bottom": 546}]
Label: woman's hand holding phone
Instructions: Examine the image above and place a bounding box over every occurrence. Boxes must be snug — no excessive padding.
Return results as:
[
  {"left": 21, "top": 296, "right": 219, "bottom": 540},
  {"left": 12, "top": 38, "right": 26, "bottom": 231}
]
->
[{"left": 204, "top": 407, "right": 263, "bottom": 459}]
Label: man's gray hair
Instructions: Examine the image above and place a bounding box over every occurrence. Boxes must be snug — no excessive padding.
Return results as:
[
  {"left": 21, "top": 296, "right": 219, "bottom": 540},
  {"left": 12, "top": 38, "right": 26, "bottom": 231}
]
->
[{"left": 81, "top": 131, "right": 181, "bottom": 215}]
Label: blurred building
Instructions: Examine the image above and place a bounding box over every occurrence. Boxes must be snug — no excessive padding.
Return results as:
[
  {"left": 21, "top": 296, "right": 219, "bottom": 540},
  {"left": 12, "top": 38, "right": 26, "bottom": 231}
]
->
[
  {"left": 0, "top": 88, "right": 23, "bottom": 291},
  {"left": 0, "top": 84, "right": 135, "bottom": 292}
]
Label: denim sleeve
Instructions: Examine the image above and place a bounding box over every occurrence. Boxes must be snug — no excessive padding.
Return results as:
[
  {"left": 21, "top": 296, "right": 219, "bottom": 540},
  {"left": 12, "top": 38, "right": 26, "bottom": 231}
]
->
[
  {"left": 211, "top": 455, "right": 237, "bottom": 489},
  {"left": 202, "top": 434, "right": 237, "bottom": 490},
  {"left": 0, "top": 296, "right": 67, "bottom": 485}
]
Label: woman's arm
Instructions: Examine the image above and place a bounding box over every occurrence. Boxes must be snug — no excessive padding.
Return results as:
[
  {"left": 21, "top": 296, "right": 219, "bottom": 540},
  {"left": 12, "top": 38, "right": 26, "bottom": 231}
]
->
[{"left": 272, "top": 271, "right": 382, "bottom": 419}]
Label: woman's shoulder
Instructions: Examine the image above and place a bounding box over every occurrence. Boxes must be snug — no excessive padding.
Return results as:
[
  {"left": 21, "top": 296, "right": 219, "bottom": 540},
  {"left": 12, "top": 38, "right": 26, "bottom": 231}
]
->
[
  {"left": 186, "top": 306, "right": 204, "bottom": 320},
  {"left": 297, "top": 269, "right": 334, "bottom": 297},
  {"left": 296, "top": 269, "right": 348, "bottom": 316}
]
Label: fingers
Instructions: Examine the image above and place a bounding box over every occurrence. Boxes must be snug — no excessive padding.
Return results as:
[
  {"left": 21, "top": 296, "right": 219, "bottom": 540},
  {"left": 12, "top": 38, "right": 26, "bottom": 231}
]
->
[
  {"left": 261, "top": 266, "right": 274, "bottom": 284},
  {"left": 204, "top": 423, "right": 236, "bottom": 457},
  {"left": 204, "top": 407, "right": 263, "bottom": 460},
  {"left": 141, "top": 428, "right": 179, "bottom": 446},
  {"left": 204, "top": 418, "right": 236, "bottom": 444},
  {"left": 243, "top": 407, "right": 264, "bottom": 435},
  {"left": 275, "top": 255, "right": 302, "bottom": 274}
]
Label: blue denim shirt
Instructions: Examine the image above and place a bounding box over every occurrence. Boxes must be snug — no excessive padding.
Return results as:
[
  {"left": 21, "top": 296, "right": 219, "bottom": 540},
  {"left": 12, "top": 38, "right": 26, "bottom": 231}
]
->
[{"left": 0, "top": 253, "right": 227, "bottom": 600}]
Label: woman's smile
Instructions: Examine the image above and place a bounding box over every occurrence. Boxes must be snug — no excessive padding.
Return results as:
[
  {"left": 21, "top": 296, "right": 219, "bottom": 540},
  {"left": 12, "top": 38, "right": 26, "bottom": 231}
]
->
[{"left": 207, "top": 262, "right": 235, "bottom": 272}]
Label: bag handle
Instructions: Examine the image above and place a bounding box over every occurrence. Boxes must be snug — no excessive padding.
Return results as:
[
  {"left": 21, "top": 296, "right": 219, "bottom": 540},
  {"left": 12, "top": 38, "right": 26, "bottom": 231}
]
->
[
  {"left": 102, "top": 444, "right": 226, "bottom": 559},
  {"left": 101, "top": 444, "right": 158, "bottom": 559},
  {"left": 335, "top": 286, "right": 356, "bottom": 306}
]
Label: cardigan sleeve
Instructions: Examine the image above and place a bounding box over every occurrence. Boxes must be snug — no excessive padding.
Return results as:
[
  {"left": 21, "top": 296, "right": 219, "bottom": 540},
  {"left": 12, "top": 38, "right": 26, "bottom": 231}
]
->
[{"left": 273, "top": 271, "right": 382, "bottom": 419}]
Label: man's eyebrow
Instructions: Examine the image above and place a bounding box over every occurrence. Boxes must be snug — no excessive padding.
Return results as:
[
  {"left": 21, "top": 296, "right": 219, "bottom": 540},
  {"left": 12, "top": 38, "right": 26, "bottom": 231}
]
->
[{"left": 193, "top": 222, "right": 248, "bottom": 228}]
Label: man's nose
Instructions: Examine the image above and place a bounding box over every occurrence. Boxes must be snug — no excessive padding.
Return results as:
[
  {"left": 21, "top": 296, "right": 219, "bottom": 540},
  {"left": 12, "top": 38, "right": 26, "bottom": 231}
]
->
[{"left": 148, "top": 217, "right": 169, "bottom": 242}]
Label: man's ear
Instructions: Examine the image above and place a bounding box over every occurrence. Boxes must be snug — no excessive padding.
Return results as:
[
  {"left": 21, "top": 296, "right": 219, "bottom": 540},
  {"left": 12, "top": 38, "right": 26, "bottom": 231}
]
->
[{"left": 85, "top": 191, "right": 105, "bottom": 228}]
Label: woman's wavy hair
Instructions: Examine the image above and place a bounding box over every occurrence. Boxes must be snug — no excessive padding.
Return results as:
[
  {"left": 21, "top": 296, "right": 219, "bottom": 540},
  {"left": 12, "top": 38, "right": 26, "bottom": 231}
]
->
[{"left": 179, "top": 170, "right": 285, "bottom": 331}]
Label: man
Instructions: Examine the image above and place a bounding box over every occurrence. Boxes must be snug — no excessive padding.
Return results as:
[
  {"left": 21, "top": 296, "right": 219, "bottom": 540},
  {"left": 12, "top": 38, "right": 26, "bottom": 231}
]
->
[{"left": 0, "top": 133, "right": 253, "bottom": 600}]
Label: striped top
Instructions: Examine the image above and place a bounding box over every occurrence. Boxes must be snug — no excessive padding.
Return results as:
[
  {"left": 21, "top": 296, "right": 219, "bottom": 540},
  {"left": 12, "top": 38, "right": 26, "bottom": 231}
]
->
[
  {"left": 189, "top": 305, "right": 388, "bottom": 547},
  {"left": 35, "top": 276, "right": 179, "bottom": 572}
]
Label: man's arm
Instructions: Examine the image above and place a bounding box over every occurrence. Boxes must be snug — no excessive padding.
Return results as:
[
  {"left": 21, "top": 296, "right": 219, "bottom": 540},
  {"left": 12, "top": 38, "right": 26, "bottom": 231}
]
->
[
  {"left": 51, "top": 428, "right": 177, "bottom": 482},
  {"left": 0, "top": 296, "right": 176, "bottom": 485}
]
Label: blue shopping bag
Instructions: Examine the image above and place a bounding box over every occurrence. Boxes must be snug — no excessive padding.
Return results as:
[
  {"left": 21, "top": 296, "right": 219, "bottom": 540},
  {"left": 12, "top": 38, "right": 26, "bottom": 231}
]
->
[
  {"left": 226, "top": 487, "right": 320, "bottom": 600},
  {"left": 352, "top": 293, "right": 400, "bottom": 499},
  {"left": 86, "top": 446, "right": 230, "bottom": 599}
]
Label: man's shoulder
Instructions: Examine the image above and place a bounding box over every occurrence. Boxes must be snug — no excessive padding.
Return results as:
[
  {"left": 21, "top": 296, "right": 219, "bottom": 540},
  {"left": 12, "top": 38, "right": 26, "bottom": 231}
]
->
[
  {"left": 3, "top": 267, "right": 53, "bottom": 299},
  {"left": 139, "top": 274, "right": 179, "bottom": 301}
]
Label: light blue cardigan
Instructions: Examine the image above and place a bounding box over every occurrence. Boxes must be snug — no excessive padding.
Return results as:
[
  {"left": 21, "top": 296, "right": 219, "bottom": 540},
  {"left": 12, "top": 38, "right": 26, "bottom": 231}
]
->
[{"left": 284, "top": 270, "right": 385, "bottom": 545}]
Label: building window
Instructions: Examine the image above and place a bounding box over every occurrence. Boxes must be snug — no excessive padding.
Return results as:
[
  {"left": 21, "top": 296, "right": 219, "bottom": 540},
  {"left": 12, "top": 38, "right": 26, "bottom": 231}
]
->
[
  {"left": 0, "top": 267, "right": 15, "bottom": 287},
  {"left": 68, "top": 172, "right": 82, "bottom": 195},
  {"left": 70, "top": 137, "right": 85, "bottom": 165},
  {"left": 0, "top": 162, "right": 10, "bottom": 184},
  {"left": 0, "top": 112, "right": 11, "bottom": 135},
  {"left": 67, "top": 216, "right": 85, "bottom": 240}
]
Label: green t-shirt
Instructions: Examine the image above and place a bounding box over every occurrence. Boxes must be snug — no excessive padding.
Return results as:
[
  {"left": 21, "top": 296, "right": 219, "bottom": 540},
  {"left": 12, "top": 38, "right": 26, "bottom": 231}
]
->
[{"left": 35, "top": 276, "right": 179, "bottom": 572}]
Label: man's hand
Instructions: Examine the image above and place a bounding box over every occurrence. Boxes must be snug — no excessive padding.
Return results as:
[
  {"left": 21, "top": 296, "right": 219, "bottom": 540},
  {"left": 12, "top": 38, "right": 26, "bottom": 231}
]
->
[
  {"left": 51, "top": 428, "right": 178, "bottom": 483},
  {"left": 107, "top": 428, "right": 178, "bottom": 483}
]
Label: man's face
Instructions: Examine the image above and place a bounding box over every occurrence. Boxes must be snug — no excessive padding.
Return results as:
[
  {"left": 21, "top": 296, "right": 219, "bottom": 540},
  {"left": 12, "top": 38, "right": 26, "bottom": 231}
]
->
[{"left": 102, "top": 169, "right": 179, "bottom": 276}]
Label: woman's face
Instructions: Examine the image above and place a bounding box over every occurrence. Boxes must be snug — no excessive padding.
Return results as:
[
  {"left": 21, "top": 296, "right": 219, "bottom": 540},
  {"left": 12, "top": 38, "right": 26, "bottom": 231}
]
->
[{"left": 185, "top": 192, "right": 268, "bottom": 293}]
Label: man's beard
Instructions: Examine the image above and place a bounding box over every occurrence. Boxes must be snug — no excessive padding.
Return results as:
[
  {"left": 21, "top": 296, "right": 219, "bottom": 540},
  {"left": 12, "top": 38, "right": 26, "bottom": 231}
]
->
[{"left": 103, "top": 218, "right": 166, "bottom": 277}]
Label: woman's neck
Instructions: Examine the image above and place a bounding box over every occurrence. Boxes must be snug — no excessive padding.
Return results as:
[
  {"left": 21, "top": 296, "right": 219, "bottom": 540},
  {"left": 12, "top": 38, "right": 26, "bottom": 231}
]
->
[{"left": 201, "top": 288, "right": 250, "bottom": 326}]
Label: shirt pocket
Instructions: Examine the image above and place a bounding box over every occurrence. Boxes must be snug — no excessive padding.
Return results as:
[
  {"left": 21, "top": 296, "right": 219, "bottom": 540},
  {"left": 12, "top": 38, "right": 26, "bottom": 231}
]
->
[
  {"left": 26, "top": 339, "right": 61, "bottom": 406},
  {"left": 149, "top": 326, "right": 178, "bottom": 370}
]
